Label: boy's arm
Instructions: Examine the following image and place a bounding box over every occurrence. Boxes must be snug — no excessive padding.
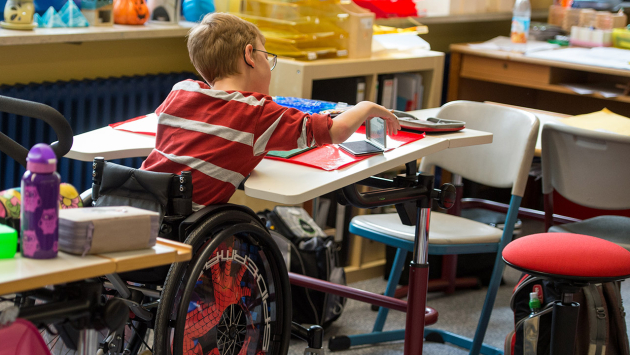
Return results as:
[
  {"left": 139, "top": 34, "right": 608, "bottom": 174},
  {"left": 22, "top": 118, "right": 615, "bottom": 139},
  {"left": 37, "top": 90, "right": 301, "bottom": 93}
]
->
[
  {"left": 254, "top": 102, "right": 333, "bottom": 155},
  {"left": 329, "top": 101, "right": 401, "bottom": 144}
]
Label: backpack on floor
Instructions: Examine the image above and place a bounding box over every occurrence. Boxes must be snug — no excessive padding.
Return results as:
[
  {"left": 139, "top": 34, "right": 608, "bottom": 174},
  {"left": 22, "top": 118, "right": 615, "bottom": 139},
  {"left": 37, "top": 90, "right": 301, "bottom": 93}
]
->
[
  {"left": 505, "top": 273, "right": 630, "bottom": 355},
  {"left": 261, "top": 206, "right": 347, "bottom": 328}
]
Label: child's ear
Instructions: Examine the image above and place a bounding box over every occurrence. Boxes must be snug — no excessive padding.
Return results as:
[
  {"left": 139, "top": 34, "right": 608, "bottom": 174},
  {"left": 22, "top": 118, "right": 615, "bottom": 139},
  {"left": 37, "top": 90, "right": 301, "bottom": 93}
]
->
[{"left": 244, "top": 44, "right": 255, "bottom": 69}]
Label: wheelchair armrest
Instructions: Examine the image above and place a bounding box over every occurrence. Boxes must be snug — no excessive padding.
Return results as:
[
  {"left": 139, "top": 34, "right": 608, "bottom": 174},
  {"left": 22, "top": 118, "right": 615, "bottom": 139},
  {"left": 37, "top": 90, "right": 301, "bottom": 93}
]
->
[{"left": 81, "top": 188, "right": 93, "bottom": 207}]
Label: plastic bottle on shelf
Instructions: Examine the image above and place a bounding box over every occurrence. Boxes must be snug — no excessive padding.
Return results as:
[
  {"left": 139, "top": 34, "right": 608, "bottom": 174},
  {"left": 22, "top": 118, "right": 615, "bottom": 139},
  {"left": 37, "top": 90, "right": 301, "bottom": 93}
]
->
[
  {"left": 20, "top": 143, "right": 60, "bottom": 259},
  {"left": 511, "top": 0, "right": 531, "bottom": 43}
]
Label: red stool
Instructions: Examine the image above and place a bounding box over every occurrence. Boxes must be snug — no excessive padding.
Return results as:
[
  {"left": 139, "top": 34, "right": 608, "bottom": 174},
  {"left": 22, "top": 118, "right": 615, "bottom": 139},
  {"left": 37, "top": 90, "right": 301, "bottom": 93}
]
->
[{"left": 502, "top": 233, "right": 630, "bottom": 355}]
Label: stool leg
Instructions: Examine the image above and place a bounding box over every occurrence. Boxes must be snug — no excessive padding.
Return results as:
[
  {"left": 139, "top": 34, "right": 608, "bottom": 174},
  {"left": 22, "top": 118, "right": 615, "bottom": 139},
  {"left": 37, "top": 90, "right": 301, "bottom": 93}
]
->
[
  {"left": 404, "top": 206, "right": 431, "bottom": 355},
  {"left": 551, "top": 292, "right": 580, "bottom": 355}
]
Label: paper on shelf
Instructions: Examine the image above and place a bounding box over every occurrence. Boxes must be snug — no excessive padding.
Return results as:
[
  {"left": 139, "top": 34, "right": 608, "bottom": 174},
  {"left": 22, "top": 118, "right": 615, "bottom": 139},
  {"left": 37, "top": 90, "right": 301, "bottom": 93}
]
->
[
  {"left": 372, "top": 33, "right": 431, "bottom": 52},
  {"left": 468, "top": 36, "right": 559, "bottom": 54},
  {"left": 526, "top": 47, "right": 630, "bottom": 71},
  {"left": 561, "top": 83, "right": 624, "bottom": 98}
]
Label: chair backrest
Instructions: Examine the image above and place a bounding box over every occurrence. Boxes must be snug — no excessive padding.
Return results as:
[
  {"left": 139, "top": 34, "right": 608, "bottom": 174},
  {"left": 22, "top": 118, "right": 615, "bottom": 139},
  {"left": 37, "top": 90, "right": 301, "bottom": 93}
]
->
[
  {"left": 91, "top": 159, "right": 193, "bottom": 220},
  {"left": 419, "top": 101, "right": 539, "bottom": 198},
  {"left": 541, "top": 121, "right": 630, "bottom": 210}
]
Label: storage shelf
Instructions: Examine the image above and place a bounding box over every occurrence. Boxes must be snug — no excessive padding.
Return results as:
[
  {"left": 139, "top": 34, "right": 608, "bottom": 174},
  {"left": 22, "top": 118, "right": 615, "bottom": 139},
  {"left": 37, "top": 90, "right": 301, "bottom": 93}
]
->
[
  {"left": 0, "top": 21, "right": 195, "bottom": 46},
  {"left": 270, "top": 49, "right": 445, "bottom": 108},
  {"left": 462, "top": 74, "right": 630, "bottom": 104},
  {"left": 375, "top": 9, "right": 548, "bottom": 27}
]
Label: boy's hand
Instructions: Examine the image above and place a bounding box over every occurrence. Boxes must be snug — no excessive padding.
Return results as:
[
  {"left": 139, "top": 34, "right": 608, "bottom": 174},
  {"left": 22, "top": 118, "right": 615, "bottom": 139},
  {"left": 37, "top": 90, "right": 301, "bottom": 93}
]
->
[
  {"left": 362, "top": 102, "right": 401, "bottom": 135},
  {"left": 329, "top": 101, "right": 402, "bottom": 144}
]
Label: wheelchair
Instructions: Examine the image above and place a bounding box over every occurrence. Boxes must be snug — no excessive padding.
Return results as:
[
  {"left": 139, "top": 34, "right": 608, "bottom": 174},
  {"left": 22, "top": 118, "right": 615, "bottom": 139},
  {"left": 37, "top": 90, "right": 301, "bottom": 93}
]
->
[{"left": 0, "top": 95, "right": 323, "bottom": 355}]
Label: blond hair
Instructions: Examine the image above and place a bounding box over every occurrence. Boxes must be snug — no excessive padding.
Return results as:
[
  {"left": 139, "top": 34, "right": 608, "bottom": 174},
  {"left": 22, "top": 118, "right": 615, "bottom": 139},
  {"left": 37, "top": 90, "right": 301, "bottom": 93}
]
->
[{"left": 187, "top": 13, "right": 264, "bottom": 84}]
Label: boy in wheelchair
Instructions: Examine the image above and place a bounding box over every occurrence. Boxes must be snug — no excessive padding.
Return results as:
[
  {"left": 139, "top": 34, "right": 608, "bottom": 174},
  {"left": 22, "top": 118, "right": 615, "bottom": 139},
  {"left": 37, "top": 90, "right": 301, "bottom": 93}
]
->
[
  {"left": 3, "top": 13, "right": 402, "bottom": 355},
  {"left": 140, "top": 12, "right": 400, "bottom": 209}
]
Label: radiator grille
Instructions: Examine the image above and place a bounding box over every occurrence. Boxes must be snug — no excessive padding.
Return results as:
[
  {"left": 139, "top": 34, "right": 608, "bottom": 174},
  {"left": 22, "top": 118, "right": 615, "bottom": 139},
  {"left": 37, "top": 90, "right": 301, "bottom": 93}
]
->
[{"left": 0, "top": 72, "right": 197, "bottom": 192}]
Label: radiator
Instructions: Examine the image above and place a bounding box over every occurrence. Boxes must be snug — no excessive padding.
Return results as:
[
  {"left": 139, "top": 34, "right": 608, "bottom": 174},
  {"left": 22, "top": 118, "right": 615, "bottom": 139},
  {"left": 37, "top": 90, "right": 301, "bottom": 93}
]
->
[{"left": 0, "top": 72, "right": 198, "bottom": 192}]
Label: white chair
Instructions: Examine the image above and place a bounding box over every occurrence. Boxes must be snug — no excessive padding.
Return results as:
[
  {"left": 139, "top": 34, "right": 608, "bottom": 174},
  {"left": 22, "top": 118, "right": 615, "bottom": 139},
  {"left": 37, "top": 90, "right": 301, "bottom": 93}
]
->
[
  {"left": 542, "top": 121, "right": 630, "bottom": 250},
  {"left": 334, "top": 101, "right": 539, "bottom": 355}
]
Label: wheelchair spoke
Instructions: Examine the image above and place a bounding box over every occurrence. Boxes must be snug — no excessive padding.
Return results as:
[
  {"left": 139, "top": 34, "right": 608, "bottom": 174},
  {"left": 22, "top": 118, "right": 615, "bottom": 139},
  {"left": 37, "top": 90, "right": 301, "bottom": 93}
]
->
[{"left": 160, "top": 215, "right": 291, "bottom": 355}]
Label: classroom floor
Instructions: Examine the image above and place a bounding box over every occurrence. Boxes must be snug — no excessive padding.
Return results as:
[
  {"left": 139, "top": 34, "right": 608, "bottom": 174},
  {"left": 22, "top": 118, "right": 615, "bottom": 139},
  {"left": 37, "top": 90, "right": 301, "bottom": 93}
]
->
[
  {"left": 288, "top": 267, "right": 630, "bottom": 355},
  {"left": 287, "top": 219, "right": 630, "bottom": 355}
]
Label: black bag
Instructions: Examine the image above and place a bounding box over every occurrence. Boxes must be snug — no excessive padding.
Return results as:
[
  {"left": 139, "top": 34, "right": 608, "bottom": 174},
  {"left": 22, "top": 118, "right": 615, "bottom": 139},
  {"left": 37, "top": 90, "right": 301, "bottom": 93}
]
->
[
  {"left": 505, "top": 273, "right": 630, "bottom": 355},
  {"left": 261, "top": 206, "right": 346, "bottom": 327}
]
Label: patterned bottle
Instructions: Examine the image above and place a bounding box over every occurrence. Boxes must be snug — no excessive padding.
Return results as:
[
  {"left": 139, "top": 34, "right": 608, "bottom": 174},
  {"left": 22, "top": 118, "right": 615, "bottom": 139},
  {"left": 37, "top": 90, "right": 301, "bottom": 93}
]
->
[{"left": 20, "top": 143, "right": 60, "bottom": 259}]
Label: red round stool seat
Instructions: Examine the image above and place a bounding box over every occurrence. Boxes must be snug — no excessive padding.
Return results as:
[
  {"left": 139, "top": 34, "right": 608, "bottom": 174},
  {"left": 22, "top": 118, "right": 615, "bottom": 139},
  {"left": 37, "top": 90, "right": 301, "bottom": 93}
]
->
[{"left": 503, "top": 233, "right": 630, "bottom": 282}]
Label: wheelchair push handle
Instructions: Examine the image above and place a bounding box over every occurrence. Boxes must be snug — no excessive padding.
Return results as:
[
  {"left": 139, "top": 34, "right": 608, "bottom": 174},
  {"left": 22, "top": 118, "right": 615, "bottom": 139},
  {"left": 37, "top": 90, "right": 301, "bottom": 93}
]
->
[{"left": 0, "top": 95, "right": 74, "bottom": 167}]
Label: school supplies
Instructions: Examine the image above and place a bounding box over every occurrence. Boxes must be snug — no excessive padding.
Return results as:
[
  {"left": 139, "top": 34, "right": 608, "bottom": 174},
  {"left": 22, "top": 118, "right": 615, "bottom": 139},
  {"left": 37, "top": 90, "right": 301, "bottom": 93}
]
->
[
  {"left": 393, "top": 110, "right": 466, "bottom": 132},
  {"left": 267, "top": 146, "right": 315, "bottom": 159},
  {"left": 58, "top": 206, "right": 159, "bottom": 255},
  {"left": 339, "top": 117, "right": 386, "bottom": 156},
  {"left": 0, "top": 224, "right": 17, "bottom": 259},
  {"left": 264, "top": 127, "right": 425, "bottom": 171}
]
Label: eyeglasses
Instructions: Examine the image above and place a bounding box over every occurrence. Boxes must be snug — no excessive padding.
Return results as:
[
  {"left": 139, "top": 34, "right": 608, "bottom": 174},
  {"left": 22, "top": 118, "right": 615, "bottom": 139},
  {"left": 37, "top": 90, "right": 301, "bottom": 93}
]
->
[
  {"left": 254, "top": 49, "right": 277, "bottom": 71},
  {"left": 244, "top": 48, "right": 278, "bottom": 71}
]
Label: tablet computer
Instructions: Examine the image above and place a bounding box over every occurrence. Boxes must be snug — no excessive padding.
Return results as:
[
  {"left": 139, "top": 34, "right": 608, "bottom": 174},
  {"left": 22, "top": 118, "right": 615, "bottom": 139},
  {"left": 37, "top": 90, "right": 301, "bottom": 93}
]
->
[{"left": 339, "top": 117, "right": 386, "bottom": 156}]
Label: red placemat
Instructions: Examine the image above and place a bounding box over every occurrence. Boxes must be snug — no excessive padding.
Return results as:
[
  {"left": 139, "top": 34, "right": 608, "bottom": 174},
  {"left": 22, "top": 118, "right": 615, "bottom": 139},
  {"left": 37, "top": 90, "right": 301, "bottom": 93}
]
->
[
  {"left": 109, "top": 114, "right": 157, "bottom": 136},
  {"left": 264, "top": 129, "right": 425, "bottom": 171}
]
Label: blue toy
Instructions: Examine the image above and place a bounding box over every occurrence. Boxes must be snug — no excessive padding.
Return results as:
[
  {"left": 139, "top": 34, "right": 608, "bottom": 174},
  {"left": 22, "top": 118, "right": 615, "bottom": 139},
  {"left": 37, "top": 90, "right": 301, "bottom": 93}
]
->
[
  {"left": 273, "top": 96, "right": 337, "bottom": 115},
  {"left": 181, "top": 0, "right": 213, "bottom": 22}
]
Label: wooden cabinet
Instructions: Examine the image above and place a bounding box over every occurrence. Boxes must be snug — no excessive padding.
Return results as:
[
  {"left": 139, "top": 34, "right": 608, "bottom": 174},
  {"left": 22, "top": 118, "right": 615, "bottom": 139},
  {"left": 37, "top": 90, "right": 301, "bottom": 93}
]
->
[{"left": 449, "top": 43, "right": 630, "bottom": 116}]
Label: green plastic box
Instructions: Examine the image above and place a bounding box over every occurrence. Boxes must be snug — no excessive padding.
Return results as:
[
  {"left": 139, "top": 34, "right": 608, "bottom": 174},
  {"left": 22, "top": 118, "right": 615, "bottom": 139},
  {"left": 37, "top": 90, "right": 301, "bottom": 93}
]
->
[{"left": 0, "top": 224, "right": 18, "bottom": 259}]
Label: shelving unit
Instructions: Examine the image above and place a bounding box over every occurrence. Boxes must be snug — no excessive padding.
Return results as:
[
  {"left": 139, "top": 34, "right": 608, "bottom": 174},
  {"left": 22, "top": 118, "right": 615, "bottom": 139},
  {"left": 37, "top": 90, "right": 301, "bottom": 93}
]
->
[{"left": 270, "top": 49, "right": 445, "bottom": 108}]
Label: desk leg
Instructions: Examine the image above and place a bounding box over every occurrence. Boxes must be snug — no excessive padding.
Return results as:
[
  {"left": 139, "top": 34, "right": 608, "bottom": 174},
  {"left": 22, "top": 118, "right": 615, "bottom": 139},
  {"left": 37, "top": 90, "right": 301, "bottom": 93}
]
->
[
  {"left": 78, "top": 329, "right": 99, "bottom": 355},
  {"left": 404, "top": 207, "right": 431, "bottom": 355}
]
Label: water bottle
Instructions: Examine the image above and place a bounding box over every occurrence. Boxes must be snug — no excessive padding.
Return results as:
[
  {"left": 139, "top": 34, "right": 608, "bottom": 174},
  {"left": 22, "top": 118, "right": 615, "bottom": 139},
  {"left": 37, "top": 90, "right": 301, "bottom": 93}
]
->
[
  {"left": 529, "top": 291, "right": 541, "bottom": 315},
  {"left": 20, "top": 143, "right": 60, "bottom": 259},
  {"left": 511, "top": 0, "right": 531, "bottom": 43}
]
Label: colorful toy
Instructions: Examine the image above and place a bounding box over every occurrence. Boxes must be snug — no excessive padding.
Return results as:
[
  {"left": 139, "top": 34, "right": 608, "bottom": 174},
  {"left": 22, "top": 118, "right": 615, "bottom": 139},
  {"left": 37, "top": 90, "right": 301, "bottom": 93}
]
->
[
  {"left": 1, "top": 0, "right": 37, "bottom": 30},
  {"left": 147, "top": 0, "right": 178, "bottom": 23},
  {"left": 0, "top": 189, "right": 21, "bottom": 234},
  {"left": 113, "top": 0, "right": 148, "bottom": 24},
  {"left": 181, "top": 0, "right": 213, "bottom": 22},
  {"left": 59, "top": 183, "right": 83, "bottom": 209}
]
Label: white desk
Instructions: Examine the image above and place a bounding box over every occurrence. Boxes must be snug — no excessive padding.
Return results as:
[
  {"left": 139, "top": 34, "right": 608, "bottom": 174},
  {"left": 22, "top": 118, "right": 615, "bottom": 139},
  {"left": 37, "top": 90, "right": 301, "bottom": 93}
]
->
[{"left": 65, "top": 110, "right": 493, "bottom": 204}]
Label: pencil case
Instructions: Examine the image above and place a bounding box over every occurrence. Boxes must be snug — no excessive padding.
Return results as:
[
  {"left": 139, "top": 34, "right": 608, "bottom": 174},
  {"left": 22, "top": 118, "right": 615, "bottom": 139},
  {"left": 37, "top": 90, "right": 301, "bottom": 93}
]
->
[{"left": 58, "top": 206, "right": 160, "bottom": 255}]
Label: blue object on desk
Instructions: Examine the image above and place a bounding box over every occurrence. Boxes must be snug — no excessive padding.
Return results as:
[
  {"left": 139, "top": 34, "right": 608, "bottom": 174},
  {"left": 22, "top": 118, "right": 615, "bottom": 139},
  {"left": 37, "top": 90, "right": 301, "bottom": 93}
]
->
[{"left": 273, "top": 97, "right": 338, "bottom": 115}]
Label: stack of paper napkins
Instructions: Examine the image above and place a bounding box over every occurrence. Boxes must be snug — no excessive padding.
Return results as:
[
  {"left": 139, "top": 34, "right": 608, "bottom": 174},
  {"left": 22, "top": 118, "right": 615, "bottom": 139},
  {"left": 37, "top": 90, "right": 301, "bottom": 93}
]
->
[{"left": 59, "top": 206, "right": 160, "bottom": 256}]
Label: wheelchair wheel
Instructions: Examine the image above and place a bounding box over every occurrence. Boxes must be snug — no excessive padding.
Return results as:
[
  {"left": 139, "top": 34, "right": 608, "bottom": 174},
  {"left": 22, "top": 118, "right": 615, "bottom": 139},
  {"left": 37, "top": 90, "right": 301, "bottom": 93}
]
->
[{"left": 154, "top": 209, "right": 291, "bottom": 355}]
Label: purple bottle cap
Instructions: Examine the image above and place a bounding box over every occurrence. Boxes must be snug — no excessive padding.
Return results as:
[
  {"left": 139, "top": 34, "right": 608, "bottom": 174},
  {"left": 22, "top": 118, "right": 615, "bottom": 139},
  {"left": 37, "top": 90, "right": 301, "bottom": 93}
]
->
[{"left": 26, "top": 143, "right": 57, "bottom": 174}]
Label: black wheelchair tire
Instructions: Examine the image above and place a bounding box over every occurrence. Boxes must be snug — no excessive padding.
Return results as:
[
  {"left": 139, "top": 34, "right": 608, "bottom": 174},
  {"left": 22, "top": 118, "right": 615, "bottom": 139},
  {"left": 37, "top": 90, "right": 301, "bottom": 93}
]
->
[{"left": 153, "top": 209, "right": 291, "bottom": 355}]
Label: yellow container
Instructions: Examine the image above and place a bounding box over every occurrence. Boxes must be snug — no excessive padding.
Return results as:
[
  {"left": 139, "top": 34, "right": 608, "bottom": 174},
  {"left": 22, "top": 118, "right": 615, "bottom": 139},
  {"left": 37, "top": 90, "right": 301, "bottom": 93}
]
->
[
  {"left": 612, "top": 28, "right": 630, "bottom": 49},
  {"left": 232, "top": 0, "right": 373, "bottom": 60}
]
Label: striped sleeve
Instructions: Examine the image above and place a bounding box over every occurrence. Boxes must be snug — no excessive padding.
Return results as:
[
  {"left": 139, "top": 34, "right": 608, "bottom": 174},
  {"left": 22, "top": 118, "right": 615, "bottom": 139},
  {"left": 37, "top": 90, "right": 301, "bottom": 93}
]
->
[{"left": 253, "top": 101, "right": 333, "bottom": 156}]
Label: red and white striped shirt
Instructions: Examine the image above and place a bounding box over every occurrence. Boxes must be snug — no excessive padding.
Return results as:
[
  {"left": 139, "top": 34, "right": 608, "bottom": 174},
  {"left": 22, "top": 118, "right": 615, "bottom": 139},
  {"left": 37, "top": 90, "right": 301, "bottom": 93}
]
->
[{"left": 141, "top": 80, "right": 333, "bottom": 209}]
